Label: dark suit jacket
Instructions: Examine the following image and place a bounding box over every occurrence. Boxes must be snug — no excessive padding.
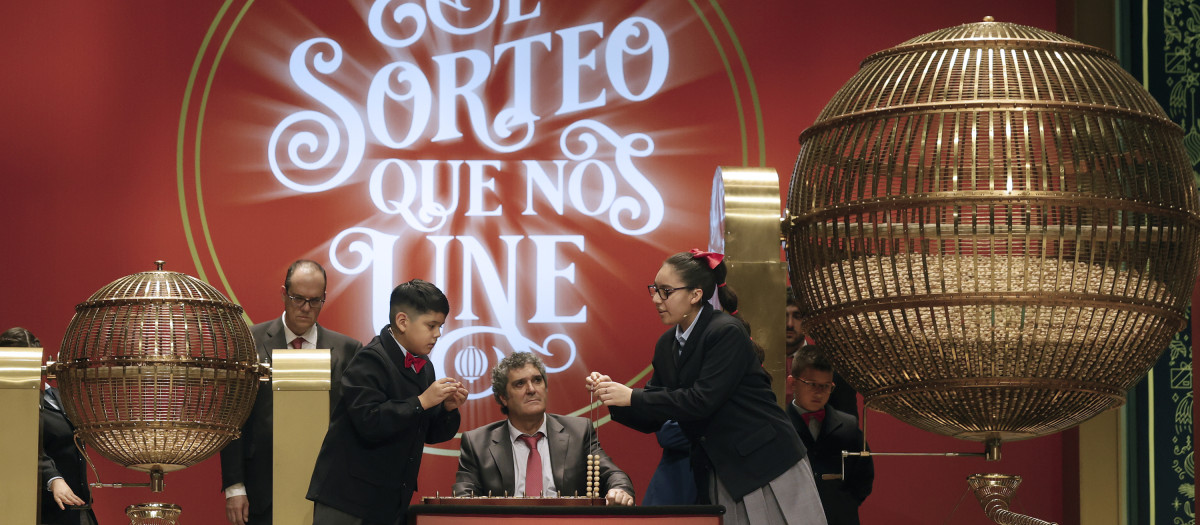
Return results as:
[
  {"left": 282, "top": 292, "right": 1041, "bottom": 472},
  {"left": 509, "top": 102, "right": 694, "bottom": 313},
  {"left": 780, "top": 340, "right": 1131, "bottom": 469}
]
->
[
  {"left": 828, "top": 372, "right": 859, "bottom": 420},
  {"left": 788, "top": 404, "right": 874, "bottom": 525},
  {"left": 306, "top": 325, "right": 461, "bottom": 525},
  {"left": 610, "top": 303, "right": 806, "bottom": 501},
  {"left": 39, "top": 386, "right": 98, "bottom": 525},
  {"left": 219, "top": 317, "right": 362, "bottom": 519},
  {"left": 452, "top": 413, "right": 634, "bottom": 499},
  {"left": 643, "top": 420, "right": 696, "bottom": 505}
]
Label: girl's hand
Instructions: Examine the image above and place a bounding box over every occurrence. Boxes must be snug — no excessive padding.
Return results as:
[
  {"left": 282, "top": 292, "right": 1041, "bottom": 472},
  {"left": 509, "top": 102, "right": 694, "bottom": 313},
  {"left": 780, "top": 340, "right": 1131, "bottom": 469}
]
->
[
  {"left": 585, "top": 372, "right": 612, "bottom": 392},
  {"left": 595, "top": 381, "right": 632, "bottom": 407}
]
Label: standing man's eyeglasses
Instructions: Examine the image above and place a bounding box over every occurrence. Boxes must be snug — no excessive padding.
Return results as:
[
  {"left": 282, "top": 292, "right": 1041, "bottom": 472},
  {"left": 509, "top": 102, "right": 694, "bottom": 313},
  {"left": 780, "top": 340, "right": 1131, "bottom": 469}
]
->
[{"left": 285, "top": 292, "right": 326, "bottom": 308}]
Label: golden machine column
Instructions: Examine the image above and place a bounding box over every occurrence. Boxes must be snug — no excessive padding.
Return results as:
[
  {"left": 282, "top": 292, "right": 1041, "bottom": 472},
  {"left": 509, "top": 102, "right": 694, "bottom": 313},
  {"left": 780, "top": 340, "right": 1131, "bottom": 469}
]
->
[
  {"left": 272, "top": 347, "right": 333, "bottom": 525},
  {"left": 0, "top": 346, "right": 43, "bottom": 523},
  {"left": 709, "top": 166, "right": 789, "bottom": 405}
]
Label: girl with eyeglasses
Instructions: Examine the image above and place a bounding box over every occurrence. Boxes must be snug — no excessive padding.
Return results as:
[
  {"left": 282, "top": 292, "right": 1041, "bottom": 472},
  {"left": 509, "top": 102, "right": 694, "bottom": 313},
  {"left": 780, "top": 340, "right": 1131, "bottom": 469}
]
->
[{"left": 588, "top": 250, "right": 827, "bottom": 525}]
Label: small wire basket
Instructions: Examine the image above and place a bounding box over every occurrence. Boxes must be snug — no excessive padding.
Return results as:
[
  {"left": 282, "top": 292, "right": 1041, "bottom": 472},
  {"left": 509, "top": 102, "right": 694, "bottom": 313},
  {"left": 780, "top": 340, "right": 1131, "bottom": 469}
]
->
[{"left": 125, "top": 503, "right": 182, "bottom": 525}]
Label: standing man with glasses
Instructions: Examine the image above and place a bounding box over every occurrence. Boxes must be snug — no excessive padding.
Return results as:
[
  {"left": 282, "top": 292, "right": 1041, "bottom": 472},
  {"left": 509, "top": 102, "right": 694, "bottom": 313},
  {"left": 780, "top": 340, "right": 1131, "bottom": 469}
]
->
[
  {"left": 786, "top": 348, "right": 873, "bottom": 525},
  {"left": 220, "top": 259, "right": 363, "bottom": 525}
]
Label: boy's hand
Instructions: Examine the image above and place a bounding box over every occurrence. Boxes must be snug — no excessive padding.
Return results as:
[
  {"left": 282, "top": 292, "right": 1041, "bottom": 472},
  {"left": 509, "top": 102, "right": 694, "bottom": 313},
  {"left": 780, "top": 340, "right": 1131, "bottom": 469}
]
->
[
  {"left": 443, "top": 384, "right": 469, "bottom": 411},
  {"left": 419, "top": 378, "right": 463, "bottom": 410}
]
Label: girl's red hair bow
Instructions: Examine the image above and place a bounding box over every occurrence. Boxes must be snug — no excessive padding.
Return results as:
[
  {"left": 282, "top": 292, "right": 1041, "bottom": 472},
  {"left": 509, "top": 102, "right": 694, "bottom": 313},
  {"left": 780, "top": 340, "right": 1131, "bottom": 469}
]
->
[{"left": 688, "top": 249, "right": 724, "bottom": 269}]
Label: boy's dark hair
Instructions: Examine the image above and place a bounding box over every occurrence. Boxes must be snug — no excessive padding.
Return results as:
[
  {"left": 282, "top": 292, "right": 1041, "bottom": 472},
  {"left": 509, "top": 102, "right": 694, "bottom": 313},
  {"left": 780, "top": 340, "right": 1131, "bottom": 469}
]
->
[
  {"left": 490, "top": 352, "right": 548, "bottom": 415},
  {"left": 791, "top": 345, "right": 834, "bottom": 377},
  {"left": 389, "top": 279, "right": 450, "bottom": 326},
  {"left": 0, "top": 327, "right": 40, "bottom": 347}
]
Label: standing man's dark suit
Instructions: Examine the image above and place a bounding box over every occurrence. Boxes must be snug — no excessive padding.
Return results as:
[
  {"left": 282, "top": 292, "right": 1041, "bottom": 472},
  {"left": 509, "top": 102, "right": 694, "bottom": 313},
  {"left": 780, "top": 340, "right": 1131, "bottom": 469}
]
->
[
  {"left": 306, "top": 325, "right": 461, "bottom": 524},
  {"left": 787, "top": 404, "right": 873, "bottom": 525},
  {"left": 219, "top": 317, "right": 361, "bottom": 525},
  {"left": 453, "top": 413, "right": 634, "bottom": 498},
  {"left": 39, "top": 386, "right": 98, "bottom": 525}
]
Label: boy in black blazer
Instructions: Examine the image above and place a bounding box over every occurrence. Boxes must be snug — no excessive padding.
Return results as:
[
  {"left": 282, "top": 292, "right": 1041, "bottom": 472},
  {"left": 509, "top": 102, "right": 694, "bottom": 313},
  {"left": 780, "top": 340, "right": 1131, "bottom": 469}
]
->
[
  {"left": 306, "top": 280, "right": 467, "bottom": 525},
  {"left": 787, "top": 348, "right": 874, "bottom": 525}
]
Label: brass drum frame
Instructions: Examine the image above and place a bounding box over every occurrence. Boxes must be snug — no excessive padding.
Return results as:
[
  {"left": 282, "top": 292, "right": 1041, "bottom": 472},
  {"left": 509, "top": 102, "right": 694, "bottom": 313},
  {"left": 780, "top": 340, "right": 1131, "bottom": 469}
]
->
[{"left": 786, "top": 20, "right": 1200, "bottom": 441}]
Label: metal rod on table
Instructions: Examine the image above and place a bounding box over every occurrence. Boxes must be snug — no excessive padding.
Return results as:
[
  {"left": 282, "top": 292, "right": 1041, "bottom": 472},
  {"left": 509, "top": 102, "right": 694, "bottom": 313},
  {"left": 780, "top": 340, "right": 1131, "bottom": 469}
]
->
[
  {"left": 843, "top": 451, "right": 988, "bottom": 458},
  {"left": 841, "top": 408, "right": 995, "bottom": 478}
]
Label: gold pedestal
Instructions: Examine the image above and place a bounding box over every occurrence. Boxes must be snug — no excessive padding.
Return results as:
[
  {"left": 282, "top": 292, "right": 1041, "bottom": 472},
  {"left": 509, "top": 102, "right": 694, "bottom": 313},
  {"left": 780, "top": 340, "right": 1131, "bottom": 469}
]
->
[
  {"left": 710, "top": 166, "right": 788, "bottom": 405},
  {"left": 0, "top": 348, "right": 44, "bottom": 524},
  {"left": 272, "top": 348, "right": 333, "bottom": 525}
]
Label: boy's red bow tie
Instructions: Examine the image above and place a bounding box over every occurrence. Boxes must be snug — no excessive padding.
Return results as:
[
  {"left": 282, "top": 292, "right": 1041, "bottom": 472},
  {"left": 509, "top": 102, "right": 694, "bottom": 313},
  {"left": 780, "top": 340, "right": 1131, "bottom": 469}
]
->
[
  {"left": 405, "top": 352, "right": 427, "bottom": 373},
  {"left": 801, "top": 409, "right": 825, "bottom": 425}
]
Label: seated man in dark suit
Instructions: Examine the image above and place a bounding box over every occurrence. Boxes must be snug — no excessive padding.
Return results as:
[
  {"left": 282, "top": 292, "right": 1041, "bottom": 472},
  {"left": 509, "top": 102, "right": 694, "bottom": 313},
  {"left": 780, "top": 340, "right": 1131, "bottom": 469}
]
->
[
  {"left": 220, "top": 259, "right": 363, "bottom": 525},
  {"left": 453, "top": 352, "right": 635, "bottom": 505},
  {"left": 786, "top": 348, "right": 874, "bottom": 525}
]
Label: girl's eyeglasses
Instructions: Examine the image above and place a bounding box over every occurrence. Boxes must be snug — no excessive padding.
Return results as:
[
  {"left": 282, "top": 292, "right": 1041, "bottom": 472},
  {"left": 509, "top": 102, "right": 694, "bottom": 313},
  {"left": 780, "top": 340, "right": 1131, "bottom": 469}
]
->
[{"left": 647, "top": 284, "right": 691, "bottom": 300}]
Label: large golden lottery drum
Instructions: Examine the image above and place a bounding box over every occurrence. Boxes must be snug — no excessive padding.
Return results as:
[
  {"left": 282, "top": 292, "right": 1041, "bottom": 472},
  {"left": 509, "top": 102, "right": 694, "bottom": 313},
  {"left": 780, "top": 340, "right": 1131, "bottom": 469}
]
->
[
  {"left": 787, "top": 19, "right": 1200, "bottom": 442},
  {"left": 51, "top": 261, "right": 265, "bottom": 473}
]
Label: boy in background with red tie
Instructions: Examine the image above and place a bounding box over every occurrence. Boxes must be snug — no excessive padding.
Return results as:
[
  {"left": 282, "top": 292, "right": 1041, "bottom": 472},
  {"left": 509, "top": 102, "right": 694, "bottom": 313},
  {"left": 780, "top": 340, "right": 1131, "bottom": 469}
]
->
[
  {"left": 786, "top": 348, "right": 874, "bottom": 525},
  {"left": 307, "top": 279, "right": 467, "bottom": 525}
]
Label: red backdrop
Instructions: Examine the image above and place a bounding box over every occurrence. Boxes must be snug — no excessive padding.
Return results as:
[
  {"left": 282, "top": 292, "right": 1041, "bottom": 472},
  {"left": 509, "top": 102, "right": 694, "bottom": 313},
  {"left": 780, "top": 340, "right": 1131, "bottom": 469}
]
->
[{"left": 0, "top": 1, "right": 1061, "bottom": 523}]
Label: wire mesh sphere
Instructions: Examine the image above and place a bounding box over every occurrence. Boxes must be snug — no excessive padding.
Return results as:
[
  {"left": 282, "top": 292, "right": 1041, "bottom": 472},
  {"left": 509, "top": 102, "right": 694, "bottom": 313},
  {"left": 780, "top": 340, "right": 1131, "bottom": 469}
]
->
[
  {"left": 786, "top": 19, "right": 1200, "bottom": 441},
  {"left": 52, "top": 261, "right": 265, "bottom": 471},
  {"left": 125, "top": 503, "right": 182, "bottom": 525}
]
